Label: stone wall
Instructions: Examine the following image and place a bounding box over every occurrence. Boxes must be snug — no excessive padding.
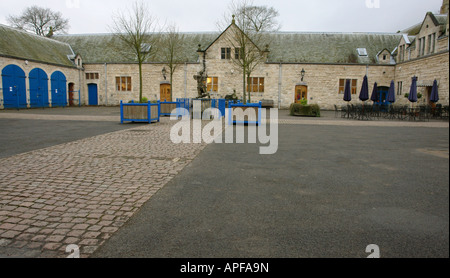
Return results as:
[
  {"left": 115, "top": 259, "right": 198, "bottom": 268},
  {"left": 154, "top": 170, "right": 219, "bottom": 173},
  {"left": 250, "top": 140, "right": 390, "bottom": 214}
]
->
[
  {"left": 411, "top": 14, "right": 446, "bottom": 60},
  {"left": 395, "top": 51, "right": 449, "bottom": 105},
  {"left": 0, "top": 56, "right": 81, "bottom": 109},
  {"left": 83, "top": 62, "right": 204, "bottom": 105}
]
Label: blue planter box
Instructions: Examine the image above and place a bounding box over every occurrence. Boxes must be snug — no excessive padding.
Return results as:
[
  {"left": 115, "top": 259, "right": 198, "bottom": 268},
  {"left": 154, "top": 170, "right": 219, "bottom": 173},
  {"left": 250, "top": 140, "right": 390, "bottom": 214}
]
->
[
  {"left": 160, "top": 98, "right": 190, "bottom": 117},
  {"left": 228, "top": 101, "right": 262, "bottom": 125},
  {"left": 120, "top": 100, "right": 160, "bottom": 124}
]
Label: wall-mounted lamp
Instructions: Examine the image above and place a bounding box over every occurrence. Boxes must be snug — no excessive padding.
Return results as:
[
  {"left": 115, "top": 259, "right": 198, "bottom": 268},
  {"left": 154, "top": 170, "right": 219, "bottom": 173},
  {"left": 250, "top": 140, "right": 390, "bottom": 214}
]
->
[{"left": 300, "top": 68, "right": 306, "bottom": 82}]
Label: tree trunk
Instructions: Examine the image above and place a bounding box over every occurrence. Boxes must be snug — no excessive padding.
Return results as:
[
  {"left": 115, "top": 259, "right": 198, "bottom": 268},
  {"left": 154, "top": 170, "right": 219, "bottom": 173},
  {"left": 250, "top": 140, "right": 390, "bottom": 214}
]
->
[
  {"left": 242, "top": 67, "right": 247, "bottom": 104},
  {"left": 247, "top": 72, "right": 251, "bottom": 103},
  {"left": 139, "top": 62, "right": 143, "bottom": 102},
  {"left": 170, "top": 71, "right": 174, "bottom": 101}
]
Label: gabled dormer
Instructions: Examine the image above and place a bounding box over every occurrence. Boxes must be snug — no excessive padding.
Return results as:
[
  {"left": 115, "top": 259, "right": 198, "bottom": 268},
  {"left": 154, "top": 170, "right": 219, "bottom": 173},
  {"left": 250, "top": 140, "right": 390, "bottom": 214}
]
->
[
  {"left": 396, "top": 34, "right": 415, "bottom": 62},
  {"left": 202, "top": 15, "right": 267, "bottom": 63},
  {"left": 74, "top": 54, "right": 83, "bottom": 69},
  {"left": 414, "top": 12, "right": 448, "bottom": 58},
  {"left": 376, "top": 48, "right": 393, "bottom": 64}
]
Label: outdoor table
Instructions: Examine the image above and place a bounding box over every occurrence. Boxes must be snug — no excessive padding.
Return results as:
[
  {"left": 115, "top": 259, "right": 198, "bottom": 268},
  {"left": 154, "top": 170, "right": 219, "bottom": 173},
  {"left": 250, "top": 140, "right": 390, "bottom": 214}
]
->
[
  {"left": 356, "top": 105, "right": 370, "bottom": 121},
  {"left": 406, "top": 107, "right": 420, "bottom": 121}
]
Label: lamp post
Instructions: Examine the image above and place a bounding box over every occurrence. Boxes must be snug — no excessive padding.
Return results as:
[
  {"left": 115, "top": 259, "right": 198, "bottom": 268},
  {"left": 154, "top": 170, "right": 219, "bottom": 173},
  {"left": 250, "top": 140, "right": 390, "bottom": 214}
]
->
[{"left": 301, "top": 68, "right": 306, "bottom": 82}]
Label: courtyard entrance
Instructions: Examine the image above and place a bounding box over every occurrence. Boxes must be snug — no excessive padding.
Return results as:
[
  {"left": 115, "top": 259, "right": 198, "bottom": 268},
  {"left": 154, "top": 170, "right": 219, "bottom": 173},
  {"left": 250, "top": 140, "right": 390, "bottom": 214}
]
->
[
  {"left": 88, "top": 83, "right": 98, "bottom": 106},
  {"left": 29, "top": 68, "right": 49, "bottom": 108},
  {"left": 295, "top": 85, "right": 308, "bottom": 103},
  {"left": 1, "top": 64, "right": 27, "bottom": 109},
  {"left": 160, "top": 83, "right": 171, "bottom": 102},
  {"left": 377, "top": 86, "right": 390, "bottom": 111},
  {"left": 50, "top": 71, "right": 67, "bottom": 107}
]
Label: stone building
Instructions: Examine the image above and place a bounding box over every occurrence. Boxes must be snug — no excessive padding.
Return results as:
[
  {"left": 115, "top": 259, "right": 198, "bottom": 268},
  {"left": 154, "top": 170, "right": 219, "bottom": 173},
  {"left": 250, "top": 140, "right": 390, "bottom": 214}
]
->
[{"left": 1, "top": 2, "right": 448, "bottom": 110}]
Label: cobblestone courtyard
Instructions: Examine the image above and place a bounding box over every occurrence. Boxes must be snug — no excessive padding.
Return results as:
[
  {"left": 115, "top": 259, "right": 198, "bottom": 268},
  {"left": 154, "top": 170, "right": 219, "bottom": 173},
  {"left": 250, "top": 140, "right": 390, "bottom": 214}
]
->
[
  {"left": 0, "top": 110, "right": 207, "bottom": 257},
  {"left": 0, "top": 107, "right": 448, "bottom": 258}
]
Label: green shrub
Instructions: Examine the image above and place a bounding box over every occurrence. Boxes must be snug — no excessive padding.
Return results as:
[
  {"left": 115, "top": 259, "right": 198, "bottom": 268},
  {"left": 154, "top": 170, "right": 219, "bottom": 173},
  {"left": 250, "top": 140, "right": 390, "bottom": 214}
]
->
[
  {"left": 289, "top": 103, "right": 321, "bottom": 117},
  {"left": 310, "top": 104, "right": 321, "bottom": 117},
  {"left": 139, "top": 97, "right": 148, "bottom": 103}
]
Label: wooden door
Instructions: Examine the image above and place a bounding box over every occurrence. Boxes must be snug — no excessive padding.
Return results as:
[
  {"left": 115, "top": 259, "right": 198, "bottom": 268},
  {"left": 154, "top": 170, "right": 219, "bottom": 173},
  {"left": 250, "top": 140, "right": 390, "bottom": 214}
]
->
[
  {"left": 160, "top": 83, "right": 171, "bottom": 102},
  {"left": 88, "top": 83, "right": 98, "bottom": 106},
  {"left": 295, "top": 85, "right": 308, "bottom": 103},
  {"left": 426, "top": 87, "right": 436, "bottom": 108},
  {"left": 68, "top": 83, "right": 75, "bottom": 106}
]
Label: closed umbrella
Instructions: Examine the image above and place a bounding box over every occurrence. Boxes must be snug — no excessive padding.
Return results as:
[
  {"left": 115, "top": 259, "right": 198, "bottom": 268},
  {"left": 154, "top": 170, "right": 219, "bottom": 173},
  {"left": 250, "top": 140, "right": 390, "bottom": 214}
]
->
[
  {"left": 343, "top": 79, "right": 352, "bottom": 118},
  {"left": 429, "top": 79, "right": 440, "bottom": 118},
  {"left": 359, "top": 75, "right": 369, "bottom": 101},
  {"left": 408, "top": 76, "right": 418, "bottom": 103},
  {"left": 387, "top": 80, "right": 396, "bottom": 103},
  {"left": 343, "top": 79, "right": 352, "bottom": 102},
  {"left": 408, "top": 76, "right": 418, "bottom": 120},
  {"left": 358, "top": 75, "right": 369, "bottom": 119},
  {"left": 429, "top": 79, "right": 439, "bottom": 103},
  {"left": 370, "top": 82, "right": 379, "bottom": 103}
]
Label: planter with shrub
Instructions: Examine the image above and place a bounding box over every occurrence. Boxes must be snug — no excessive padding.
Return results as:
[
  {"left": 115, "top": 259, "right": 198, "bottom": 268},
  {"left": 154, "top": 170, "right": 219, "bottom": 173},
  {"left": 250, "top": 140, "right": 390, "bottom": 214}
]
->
[{"left": 289, "top": 103, "right": 321, "bottom": 117}]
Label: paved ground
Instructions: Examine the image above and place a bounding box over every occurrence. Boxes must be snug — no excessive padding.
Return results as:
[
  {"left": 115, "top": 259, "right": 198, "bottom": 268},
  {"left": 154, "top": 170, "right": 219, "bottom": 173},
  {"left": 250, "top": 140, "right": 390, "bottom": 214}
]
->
[
  {"left": 0, "top": 107, "right": 448, "bottom": 258},
  {"left": 0, "top": 107, "right": 207, "bottom": 257},
  {"left": 93, "top": 119, "right": 449, "bottom": 258}
]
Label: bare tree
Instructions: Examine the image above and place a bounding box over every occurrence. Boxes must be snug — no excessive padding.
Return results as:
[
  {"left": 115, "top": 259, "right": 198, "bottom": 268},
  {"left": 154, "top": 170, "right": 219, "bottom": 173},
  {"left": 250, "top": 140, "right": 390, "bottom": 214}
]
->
[
  {"left": 109, "top": 1, "right": 160, "bottom": 103},
  {"left": 7, "top": 6, "right": 69, "bottom": 37},
  {"left": 160, "top": 24, "right": 187, "bottom": 99},
  {"left": 218, "top": 0, "right": 281, "bottom": 104}
]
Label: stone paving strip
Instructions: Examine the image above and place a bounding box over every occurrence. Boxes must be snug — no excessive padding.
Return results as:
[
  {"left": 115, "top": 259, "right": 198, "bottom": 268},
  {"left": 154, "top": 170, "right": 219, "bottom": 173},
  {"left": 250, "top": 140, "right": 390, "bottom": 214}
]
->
[
  {"left": 0, "top": 112, "right": 119, "bottom": 122},
  {"left": 263, "top": 118, "right": 449, "bottom": 128},
  {"left": 1, "top": 111, "right": 448, "bottom": 128},
  {"left": 0, "top": 118, "right": 207, "bottom": 258},
  {"left": 0, "top": 112, "right": 447, "bottom": 258}
]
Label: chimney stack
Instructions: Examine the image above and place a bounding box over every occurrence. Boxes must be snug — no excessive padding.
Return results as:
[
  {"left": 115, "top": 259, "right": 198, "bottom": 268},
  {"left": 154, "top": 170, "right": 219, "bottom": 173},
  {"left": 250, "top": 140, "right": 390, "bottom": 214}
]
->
[{"left": 440, "top": 0, "right": 449, "bottom": 14}]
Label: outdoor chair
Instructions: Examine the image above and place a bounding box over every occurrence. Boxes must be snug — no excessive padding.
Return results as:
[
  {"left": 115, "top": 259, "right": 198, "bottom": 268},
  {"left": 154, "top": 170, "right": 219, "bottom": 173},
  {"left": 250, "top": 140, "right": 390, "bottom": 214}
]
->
[
  {"left": 334, "top": 104, "right": 342, "bottom": 118},
  {"left": 433, "top": 104, "right": 443, "bottom": 119},
  {"left": 341, "top": 105, "right": 351, "bottom": 119},
  {"left": 442, "top": 106, "right": 449, "bottom": 121},
  {"left": 370, "top": 104, "right": 381, "bottom": 119},
  {"left": 418, "top": 105, "right": 430, "bottom": 122}
]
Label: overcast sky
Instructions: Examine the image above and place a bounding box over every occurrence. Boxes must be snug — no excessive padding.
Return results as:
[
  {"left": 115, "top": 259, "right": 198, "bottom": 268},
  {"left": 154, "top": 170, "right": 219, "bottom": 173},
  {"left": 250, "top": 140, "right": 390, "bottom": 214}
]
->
[{"left": 0, "top": 0, "right": 444, "bottom": 34}]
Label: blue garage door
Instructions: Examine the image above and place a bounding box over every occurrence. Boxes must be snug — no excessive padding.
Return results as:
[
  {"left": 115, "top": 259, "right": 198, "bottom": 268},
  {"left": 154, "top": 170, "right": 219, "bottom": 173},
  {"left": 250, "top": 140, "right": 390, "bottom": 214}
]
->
[
  {"left": 51, "top": 71, "right": 67, "bottom": 107},
  {"left": 1, "top": 65, "right": 27, "bottom": 109},
  {"left": 29, "top": 68, "right": 49, "bottom": 108},
  {"left": 88, "top": 83, "right": 98, "bottom": 106}
]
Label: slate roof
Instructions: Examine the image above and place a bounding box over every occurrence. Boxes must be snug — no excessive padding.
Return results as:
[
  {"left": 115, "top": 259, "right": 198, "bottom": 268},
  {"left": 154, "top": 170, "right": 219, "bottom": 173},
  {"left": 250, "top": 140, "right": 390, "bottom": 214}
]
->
[
  {"left": 265, "top": 32, "right": 402, "bottom": 64},
  {"left": 54, "top": 32, "right": 219, "bottom": 64},
  {"left": 0, "top": 24, "right": 76, "bottom": 67},
  {"left": 54, "top": 31, "right": 402, "bottom": 65},
  {"left": 400, "top": 13, "right": 448, "bottom": 37},
  {"left": 400, "top": 23, "right": 422, "bottom": 36}
]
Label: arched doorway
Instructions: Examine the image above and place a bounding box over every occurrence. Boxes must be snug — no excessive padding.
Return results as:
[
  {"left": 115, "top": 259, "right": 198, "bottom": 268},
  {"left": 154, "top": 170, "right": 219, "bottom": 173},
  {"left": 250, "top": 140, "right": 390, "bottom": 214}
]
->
[
  {"left": 51, "top": 71, "right": 67, "bottom": 107},
  {"left": 377, "top": 86, "right": 389, "bottom": 111},
  {"left": 88, "top": 83, "right": 98, "bottom": 106},
  {"left": 295, "top": 84, "right": 308, "bottom": 104},
  {"left": 1, "top": 65, "right": 27, "bottom": 109},
  {"left": 68, "top": 83, "right": 75, "bottom": 106},
  {"left": 29, "top": 68, "right": 49, "bottom": 108},
  {"left": 160, "top": 82, "right": 171, "bottom": 102}
]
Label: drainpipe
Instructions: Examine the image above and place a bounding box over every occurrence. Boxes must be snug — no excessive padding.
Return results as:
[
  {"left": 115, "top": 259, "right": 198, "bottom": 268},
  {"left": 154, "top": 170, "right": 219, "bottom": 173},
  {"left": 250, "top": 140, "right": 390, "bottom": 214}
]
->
[
  {"left": 104, "top": 63, "right": 108, "bottom": 106},
  {"left": 184, "top": 62, "right": 187, "bottom": 99},
  {"left": 278, "top": 62, "right": 282, "bottom": 109},
  {"left": 78, "top": 67, "right": 82, "bottom": 106}
]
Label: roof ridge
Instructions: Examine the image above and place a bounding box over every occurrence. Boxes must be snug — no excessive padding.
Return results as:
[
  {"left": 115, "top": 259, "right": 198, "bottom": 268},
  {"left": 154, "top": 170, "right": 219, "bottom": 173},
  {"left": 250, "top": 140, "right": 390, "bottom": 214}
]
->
[{"left": 0, "top": 23, "right": 74, "bottom": 48}]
